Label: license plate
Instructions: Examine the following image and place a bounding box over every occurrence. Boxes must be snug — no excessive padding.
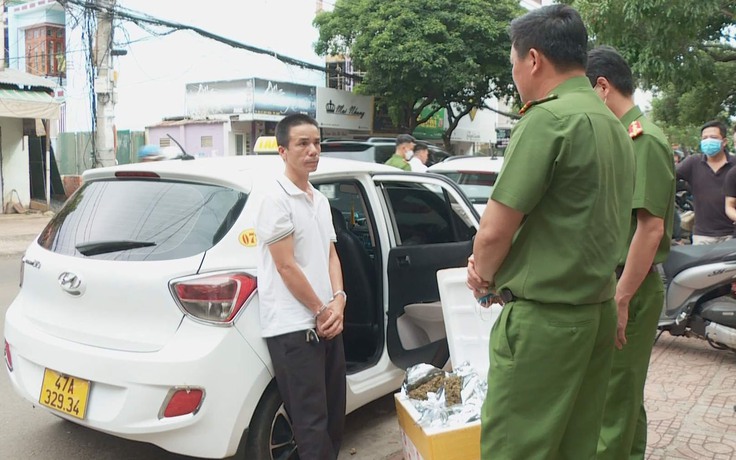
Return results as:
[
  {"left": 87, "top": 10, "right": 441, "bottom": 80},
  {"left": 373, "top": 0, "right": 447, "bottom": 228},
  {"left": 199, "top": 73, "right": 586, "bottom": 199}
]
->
[{"left": 39, "top": 368, "right": 90, "bottom": 420}]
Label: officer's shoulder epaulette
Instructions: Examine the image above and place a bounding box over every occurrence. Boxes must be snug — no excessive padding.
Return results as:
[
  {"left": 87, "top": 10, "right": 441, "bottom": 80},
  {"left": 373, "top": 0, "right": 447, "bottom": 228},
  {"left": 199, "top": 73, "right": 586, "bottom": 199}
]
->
[
  {"left": 518, "top": 94, "right": 558, "bottom": 115},
  {"left": 628, "top": 120, "right": 644, "bottom": 139}
]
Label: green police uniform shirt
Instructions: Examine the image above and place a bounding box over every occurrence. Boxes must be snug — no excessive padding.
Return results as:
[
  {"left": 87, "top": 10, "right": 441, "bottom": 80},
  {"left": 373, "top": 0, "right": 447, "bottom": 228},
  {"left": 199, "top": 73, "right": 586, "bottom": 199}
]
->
[
  {"left": 491, "top": 76, "right": 635, "bottom": 305},
  {"left": 384, "top": 154, "right": 410, "bottom": 171},
  {"left": 620, "top": 106, "right": 675, "bottom": 265}
]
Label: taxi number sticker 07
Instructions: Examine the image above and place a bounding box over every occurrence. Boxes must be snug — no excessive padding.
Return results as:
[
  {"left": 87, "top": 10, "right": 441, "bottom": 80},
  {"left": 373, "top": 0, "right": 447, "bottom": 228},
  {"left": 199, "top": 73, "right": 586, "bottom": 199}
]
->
[{"left": 39, "top": 368, "right": 91, "bottom": 420}]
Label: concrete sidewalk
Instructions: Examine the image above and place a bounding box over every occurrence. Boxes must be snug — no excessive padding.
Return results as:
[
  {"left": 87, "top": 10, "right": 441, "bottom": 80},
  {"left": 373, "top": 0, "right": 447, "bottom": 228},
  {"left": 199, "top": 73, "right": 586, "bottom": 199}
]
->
[{"left": 0, "top": 212, "right": 53, "bottom": 257}]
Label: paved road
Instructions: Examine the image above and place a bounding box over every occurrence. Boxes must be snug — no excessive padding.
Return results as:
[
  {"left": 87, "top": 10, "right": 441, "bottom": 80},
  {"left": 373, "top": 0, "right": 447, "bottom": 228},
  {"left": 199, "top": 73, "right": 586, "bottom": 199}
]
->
[{"left": 0, "top": 255, "right": 402, "bottom": 460}]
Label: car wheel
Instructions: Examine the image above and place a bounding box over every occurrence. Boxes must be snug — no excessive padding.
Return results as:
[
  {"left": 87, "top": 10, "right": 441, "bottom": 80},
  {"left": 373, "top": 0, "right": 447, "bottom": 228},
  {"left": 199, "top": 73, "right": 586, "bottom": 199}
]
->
[{"left": 243, "top": 381, "right": 299, "bottom": 460}]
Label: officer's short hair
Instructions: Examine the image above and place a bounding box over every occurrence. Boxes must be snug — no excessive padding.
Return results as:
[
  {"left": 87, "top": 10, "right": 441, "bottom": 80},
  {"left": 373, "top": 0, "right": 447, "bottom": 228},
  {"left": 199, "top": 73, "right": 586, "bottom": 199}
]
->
[
  {"left": 509, "top": 4, "right": 588, "bottom": 72},
  {"left": 396, "top": 134, "right": 416, "bottom": 147},
  {"left": 701, "top": 120, "right": 727, "bottom": 139},
  {"left": 275, "top": 114, "right": 319, "bottom": 148},
  {"left": 586, "top": 46, "right": 635, "bottom": 97}
]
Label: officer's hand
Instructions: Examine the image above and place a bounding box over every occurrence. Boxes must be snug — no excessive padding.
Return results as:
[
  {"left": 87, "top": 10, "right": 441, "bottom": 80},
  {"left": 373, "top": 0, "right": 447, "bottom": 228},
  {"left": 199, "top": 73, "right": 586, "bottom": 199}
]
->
[
  {"left": 614, "top": 295, "right": 629, "bottom": 350},
  {"left": 466, "top": 255, "right": 491, "bottom": 299}
]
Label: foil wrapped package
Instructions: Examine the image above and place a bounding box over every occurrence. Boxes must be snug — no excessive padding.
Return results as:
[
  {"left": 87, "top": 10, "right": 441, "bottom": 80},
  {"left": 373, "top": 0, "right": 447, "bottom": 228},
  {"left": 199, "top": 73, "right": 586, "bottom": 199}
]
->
[{"left": 401, "top": 361, "right": 486, "bottom": 429}]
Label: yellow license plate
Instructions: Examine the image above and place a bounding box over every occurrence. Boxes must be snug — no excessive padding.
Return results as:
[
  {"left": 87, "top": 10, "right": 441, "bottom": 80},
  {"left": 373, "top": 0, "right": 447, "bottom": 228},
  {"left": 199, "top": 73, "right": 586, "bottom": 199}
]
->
[{"left": 39, "top": 368, "right": 90, "bottom": 420}]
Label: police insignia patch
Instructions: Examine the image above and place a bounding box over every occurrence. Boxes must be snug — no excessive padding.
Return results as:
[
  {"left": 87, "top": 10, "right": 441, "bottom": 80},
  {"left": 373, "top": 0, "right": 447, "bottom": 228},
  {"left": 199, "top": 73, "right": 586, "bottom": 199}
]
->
[
  {"left": 628, "top": 120, "right": 644, "bottom": 139},
  {"left": 519, "top": 94, "right": 558, "bottom": 115}
]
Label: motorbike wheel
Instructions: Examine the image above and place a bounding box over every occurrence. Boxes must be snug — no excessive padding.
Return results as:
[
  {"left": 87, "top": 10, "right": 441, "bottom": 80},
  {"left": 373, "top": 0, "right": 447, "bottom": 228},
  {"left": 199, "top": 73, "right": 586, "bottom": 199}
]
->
[{"left": 242, "top": 381, "right": 299, "bottom": 460}]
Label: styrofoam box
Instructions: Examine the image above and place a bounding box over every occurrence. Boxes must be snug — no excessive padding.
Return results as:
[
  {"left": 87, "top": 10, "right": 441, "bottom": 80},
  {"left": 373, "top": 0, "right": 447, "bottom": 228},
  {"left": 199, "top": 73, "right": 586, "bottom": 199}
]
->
[{"left": 395, "top": 267, "right": 503, "bottom": 460}]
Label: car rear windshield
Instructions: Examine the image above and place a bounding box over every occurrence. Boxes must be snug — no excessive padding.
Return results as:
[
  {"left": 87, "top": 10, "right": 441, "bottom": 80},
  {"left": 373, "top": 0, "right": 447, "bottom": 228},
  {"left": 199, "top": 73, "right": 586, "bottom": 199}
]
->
[
  {"left": 37, "top": 179, "right": 247, "bottom": 261},
  {"left": 436, "top": 171, "right": 498, "bottom": 205}
]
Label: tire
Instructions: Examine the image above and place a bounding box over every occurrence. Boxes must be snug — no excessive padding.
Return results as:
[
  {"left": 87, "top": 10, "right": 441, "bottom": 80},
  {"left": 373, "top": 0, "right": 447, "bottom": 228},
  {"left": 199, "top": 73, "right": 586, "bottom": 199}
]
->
[{"left": 242, "top": 380, "right": 299, "bottom": 460}]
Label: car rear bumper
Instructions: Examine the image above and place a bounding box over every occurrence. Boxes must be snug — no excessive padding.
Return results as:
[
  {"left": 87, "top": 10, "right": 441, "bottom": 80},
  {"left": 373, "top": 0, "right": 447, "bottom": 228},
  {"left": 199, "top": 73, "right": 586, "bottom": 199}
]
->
[{"left": 4, "top": 304, "right": 272, "bottom": 459}]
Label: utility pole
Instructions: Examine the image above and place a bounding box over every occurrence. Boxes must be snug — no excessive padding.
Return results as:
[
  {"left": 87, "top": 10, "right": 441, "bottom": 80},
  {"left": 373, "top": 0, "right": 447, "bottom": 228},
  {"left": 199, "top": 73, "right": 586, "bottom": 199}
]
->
[
  {"left": 93, "top": 0, "right": 116, "bottom": 167},
  {"left": 0, "top": 0, "right": 5, "bottom": 70}
]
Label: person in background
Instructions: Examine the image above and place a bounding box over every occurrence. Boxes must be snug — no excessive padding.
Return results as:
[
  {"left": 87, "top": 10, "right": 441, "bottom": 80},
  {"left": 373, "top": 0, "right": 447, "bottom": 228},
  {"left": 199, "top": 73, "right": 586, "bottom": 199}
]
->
[
  {"left": 586, "top": 45, "right": 675, "bottom": 460},
  {"left": 255, "top": 114, "right": 346, "bottom": 459},
  {"left": 137, "top": 144, "right": 164, "bottom": 162},
  {"left": 721, "top": 125, "right": 736, "bottom": 231},
  {"left": 409, "top": 142, "right": 429, "bottom": 172},
  {"left": 466, "top": 5, "right": 635, "bottom": 459},
  {"left": 677, "top": 120, "right": 734, "bottom": 244},
  {"left": 384, "top": 134, "right": 415, "bottom": 171}
]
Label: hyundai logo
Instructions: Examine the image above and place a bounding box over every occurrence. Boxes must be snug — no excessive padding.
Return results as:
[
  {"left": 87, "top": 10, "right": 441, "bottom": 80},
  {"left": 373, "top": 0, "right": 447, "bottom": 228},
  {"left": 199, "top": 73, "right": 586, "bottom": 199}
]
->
[{"left": 58, "top": 272, "right": 84, "bottom": 296}]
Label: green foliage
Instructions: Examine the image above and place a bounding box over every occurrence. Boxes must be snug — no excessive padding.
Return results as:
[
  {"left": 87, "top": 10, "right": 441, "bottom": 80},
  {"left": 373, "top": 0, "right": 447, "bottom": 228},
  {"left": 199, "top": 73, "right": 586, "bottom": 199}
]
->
[
  {"left": 570, "top": 0, "right": 735, "bottom": 135},
  {"left": 314, "top": 0, "right": 523, "bottom": 134}
]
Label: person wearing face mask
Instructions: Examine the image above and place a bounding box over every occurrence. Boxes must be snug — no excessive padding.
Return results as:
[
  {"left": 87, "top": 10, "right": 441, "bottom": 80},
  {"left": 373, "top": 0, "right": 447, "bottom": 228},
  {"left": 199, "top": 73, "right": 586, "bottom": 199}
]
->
[
  {"left": 384, "top": 134, "right": 415, "bottom": 171},
  {"left": 720, "top": 124, "right": 736, "bottom": 230},
  {"left": 676, "top": 120, "right": 734, "bottom": 244}
]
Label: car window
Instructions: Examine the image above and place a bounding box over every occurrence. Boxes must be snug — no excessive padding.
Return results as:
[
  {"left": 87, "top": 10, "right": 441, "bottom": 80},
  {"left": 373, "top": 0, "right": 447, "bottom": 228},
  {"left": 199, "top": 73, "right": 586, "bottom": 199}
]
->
[
  {"left": 317, "top": 180, "right": 377, "bottom": 259},
  {"left": 37, "top": 180, "right": 247, "bottom": 261},
  {"left": 382, "top": 182, "right": 476, "bottom": 245},
  {"left": 435, "top": 171, "right": 498, "bottom": 206},
  {"left": 374, "top": 145, "right": 395, "bottom": 164}
]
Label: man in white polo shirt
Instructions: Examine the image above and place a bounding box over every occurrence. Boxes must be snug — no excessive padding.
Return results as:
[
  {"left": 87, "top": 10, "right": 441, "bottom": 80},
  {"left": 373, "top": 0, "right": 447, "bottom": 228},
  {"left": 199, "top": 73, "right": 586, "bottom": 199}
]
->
[{"left": 255, "top": 114, "right": 347, "bottom": 460}]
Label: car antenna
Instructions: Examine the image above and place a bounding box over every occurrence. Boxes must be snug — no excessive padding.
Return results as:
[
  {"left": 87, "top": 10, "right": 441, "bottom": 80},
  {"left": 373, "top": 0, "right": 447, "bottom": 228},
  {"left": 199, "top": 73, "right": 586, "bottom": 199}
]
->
[{"left": 166, "top": 134, "right": 196, "bottom": 160}]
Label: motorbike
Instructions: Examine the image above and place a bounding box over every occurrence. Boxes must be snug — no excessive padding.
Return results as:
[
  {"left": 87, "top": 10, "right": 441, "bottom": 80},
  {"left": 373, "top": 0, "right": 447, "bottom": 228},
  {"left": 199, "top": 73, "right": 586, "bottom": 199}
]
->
[{"left": 658, "top": 239, "right": 736, "bottom": 353}]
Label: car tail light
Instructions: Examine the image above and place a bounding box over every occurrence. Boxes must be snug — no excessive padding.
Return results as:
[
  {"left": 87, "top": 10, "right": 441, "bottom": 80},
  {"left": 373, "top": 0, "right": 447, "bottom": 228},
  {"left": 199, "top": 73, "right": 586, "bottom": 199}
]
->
[
  {"left": 170, "top": 272, "right": 257, "bottom": 324},
  {"left": 160, "top": 387, "right": 204, "bottom": 418},
  {"left": 4, "top": 340, "right": 13, "bottom": 372}
]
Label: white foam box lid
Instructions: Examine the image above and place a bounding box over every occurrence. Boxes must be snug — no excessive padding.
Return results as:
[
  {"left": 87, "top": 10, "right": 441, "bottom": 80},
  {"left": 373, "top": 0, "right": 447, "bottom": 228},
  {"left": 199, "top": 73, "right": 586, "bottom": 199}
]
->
[{"left": 436, "top": 267, "right": 502, "bottom": 378}]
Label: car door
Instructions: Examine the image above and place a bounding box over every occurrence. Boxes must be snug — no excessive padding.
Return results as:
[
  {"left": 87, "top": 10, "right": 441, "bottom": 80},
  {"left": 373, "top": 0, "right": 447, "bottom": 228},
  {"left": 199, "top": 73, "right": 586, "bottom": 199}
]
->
[{"left": 374, "top": 174, "right": 478, "bottom": 370}]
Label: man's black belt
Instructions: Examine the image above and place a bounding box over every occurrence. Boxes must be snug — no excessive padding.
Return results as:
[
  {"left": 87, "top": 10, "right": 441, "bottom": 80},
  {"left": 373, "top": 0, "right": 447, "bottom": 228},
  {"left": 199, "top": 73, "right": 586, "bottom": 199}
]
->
[{"left": 615, "top": 265, "right": 657, "bottom": 280}]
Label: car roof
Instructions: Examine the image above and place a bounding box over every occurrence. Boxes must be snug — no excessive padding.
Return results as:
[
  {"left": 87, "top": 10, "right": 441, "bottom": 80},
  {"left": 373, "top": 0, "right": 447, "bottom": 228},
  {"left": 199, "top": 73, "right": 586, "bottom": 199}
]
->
[
  {"left": 428, "top": 156, "right": 504, "bottom": 173},
  {"left": 82, "top": 156, "right": 398, "bottom": 191}
]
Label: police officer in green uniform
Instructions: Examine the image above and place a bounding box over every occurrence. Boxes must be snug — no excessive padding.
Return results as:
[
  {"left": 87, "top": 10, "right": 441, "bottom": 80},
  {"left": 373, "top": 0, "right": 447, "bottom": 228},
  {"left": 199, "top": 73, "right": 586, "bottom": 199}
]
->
[
  {"left": 384, "top": 134, "right": 415, "bottom": 171},
  {"left": 466, "top": 6, "right": 635, "bottom": 459},
  {"left": 586, "top": 46, "right": 675, "bottom": 460}
]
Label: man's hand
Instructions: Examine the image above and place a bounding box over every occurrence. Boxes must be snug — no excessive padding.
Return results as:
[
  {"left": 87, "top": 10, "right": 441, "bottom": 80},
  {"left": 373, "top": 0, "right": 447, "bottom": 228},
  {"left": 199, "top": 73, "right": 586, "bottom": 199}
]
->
[
  {"left": 317, "top": 297, "right": 345, "bottom": 340},
  {"left": 614, "top": 293, "right": 630, "bottom": 350}
]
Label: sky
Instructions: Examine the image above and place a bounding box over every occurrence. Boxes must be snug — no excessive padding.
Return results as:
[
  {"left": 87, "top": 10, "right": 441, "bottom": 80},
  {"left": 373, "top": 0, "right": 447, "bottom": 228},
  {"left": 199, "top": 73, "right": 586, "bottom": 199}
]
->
[{"left": 102, "top": 0, "right": 326, "bottom": 129}]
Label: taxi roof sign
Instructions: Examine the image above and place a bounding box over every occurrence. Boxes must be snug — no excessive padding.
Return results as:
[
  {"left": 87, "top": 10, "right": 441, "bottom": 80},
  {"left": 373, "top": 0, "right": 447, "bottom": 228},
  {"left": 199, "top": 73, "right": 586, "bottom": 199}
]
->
[{"left": 253, "top": 136, "right": 279, "bottom": 154}]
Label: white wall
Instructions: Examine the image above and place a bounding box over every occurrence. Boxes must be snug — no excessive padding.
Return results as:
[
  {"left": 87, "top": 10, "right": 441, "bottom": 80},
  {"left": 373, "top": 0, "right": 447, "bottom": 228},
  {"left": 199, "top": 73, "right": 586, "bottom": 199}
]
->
[{"left": 0, "top": 118, "right": 30, "bottom": 211}]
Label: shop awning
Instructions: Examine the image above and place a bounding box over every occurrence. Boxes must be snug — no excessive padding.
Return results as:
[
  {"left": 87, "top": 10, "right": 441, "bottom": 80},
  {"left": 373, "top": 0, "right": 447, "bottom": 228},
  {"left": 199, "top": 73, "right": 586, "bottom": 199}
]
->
[{"left": 0, "top": 88, "right": 60, "bottom": 120}]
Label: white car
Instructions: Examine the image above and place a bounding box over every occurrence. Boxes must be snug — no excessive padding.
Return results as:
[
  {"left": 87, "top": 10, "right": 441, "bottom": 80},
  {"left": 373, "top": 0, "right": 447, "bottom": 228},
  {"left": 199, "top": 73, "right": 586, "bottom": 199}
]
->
[
  {"left": 4, "top": 156, "right": 479, "bottom": 459},
  {"left": 428, "top": 156, "right": 505, "bottom": 215}
]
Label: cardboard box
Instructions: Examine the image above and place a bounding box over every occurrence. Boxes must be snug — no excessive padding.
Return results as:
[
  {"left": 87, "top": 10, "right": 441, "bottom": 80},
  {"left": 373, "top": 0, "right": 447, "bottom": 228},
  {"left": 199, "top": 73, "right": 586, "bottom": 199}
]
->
[{"left": 395, "top": 394, "right": 480, "bottom": 460}]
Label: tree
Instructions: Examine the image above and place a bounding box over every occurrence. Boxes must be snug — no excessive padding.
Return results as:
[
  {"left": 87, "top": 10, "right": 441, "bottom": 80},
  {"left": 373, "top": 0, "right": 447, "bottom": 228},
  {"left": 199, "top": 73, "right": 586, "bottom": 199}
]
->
[
  {"left": 314, "top": 0, "right": 522, "bottom": 152},
  {"left": 570, "top": 0, "right": 735, "bottom": 142}
]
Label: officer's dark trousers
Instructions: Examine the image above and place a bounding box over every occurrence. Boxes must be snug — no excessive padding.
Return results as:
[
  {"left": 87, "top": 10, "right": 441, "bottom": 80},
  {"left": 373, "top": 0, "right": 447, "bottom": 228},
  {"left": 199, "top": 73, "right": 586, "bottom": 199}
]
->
[
  {"left": 481, "top": 298, "right": 616, "bottom": 460},
  {"left": 597, "top": 272, "right": 664, "bottom": 460},
  {"left": 266, "top": 331, "right": 346, "bottom": 460}
]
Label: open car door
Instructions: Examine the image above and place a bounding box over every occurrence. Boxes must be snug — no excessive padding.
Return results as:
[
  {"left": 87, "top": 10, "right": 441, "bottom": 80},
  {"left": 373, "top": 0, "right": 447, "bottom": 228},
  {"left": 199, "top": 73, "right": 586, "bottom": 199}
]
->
[{"left": 374, "top": 174, "right": 478, "bottom": 370}]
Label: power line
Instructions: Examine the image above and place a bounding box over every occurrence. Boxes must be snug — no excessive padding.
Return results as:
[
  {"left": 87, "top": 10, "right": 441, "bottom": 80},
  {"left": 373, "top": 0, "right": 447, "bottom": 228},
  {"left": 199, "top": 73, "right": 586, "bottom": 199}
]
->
[{"left": 56, "top": 0, "right": 363, "bottom": 82}]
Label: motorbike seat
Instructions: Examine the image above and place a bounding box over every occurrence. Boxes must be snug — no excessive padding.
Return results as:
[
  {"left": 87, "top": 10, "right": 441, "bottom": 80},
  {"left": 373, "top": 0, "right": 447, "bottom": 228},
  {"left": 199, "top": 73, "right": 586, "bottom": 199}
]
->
[{"left": 663, "top": 239, "right": 736, "bottom": 281}]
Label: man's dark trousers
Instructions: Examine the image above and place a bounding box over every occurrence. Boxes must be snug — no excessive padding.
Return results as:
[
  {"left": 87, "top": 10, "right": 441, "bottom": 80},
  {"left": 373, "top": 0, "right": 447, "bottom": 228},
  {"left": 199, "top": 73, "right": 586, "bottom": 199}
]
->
[{"left": 266, "top": 330, "right": 346, "bottom": 460}]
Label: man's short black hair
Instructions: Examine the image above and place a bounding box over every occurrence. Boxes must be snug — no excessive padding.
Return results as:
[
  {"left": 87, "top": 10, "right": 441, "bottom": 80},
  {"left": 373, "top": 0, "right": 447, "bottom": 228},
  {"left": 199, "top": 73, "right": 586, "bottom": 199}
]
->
[
  {"left": 275, "top": 114, "right": 319, "bottom": 148},
  {"left": 701, "top": 120, "right": 727, "bottom": 138},
  {"left": 509, "top": 4, "right": 588, "bottom": 72},
  {"left": 396, "top": 134, "right": 416, "bottom": 146},
  {"left": 414, "top": 142, "right": 429, "bottom": 152},
  {"left": 586, "top": 46, "right": 635, "bottom": 97}
]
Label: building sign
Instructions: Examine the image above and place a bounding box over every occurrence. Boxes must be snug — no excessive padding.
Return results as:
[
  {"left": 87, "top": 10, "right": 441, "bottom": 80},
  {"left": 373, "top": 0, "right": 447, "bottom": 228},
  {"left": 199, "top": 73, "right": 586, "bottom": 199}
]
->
[
  {"left": 185, "top": 79, "right": 253, "bottom": 117},
  {"left": 413, "top": 106, "right": 446, "bottom": 140},
  {"left": 316, "top": 87, "right": 373, "bottom": 131},
  {"left": 185, "top": 78, "right": 316, "bottom": 121},
  {"left": 253, "top": 79, "right": 316, "bottom": 121}
]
